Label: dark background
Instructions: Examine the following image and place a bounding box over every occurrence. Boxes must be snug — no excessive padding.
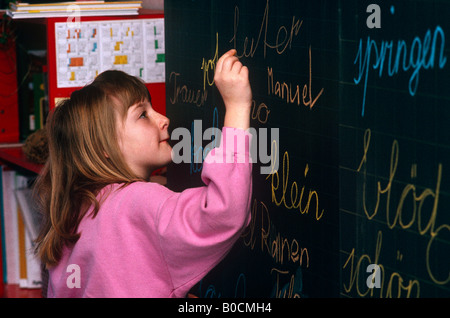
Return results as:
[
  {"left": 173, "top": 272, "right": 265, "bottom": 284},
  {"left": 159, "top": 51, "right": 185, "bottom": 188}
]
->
[{"left": 165, "top": 0, "right": 450, "bottom": 297}]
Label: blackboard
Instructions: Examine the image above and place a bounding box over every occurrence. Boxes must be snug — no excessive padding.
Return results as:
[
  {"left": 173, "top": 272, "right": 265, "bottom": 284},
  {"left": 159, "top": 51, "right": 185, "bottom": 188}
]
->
[{"left": 164, "top": 0, "right": 450, "bottom": 298}]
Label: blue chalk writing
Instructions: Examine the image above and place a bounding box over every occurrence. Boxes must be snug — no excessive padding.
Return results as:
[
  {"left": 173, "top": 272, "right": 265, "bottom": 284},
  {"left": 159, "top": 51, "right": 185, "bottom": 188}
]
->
[
  {"left": 195, "top": 273, "right": 247, "bottom": 298},
  {"left": 354, "top": 25, "right": 447, "bottom": 117}
]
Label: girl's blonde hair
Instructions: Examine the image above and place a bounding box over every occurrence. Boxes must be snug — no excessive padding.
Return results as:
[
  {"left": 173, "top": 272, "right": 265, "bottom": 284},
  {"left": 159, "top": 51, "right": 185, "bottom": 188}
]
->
[{"left": 34, "top": 70, "right": 151, "bottom": 267}]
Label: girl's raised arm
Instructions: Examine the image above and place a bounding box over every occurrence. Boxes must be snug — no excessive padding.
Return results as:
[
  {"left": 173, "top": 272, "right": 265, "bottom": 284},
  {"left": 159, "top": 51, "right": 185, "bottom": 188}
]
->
[{"left": 214, "top": 49, "right": 252, "bottom": 131}]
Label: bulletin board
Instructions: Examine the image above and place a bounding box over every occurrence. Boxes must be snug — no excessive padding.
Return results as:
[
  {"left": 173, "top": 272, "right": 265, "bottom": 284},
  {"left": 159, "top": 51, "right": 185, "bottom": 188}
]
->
[{"left": 46, "top": 11, "right": 166, "bottom": 115}]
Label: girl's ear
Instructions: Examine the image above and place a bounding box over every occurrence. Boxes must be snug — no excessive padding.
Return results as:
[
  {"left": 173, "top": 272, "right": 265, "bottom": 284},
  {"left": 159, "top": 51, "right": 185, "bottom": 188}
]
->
[{"left": 103, "top": 150, "right": 110, "bottom": 159}]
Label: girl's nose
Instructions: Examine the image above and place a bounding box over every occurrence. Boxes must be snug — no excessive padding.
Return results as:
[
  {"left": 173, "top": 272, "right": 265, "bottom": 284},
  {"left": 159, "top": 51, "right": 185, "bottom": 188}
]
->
[{"left": 159, "top": 113, "right": 170, "bottom": 131}]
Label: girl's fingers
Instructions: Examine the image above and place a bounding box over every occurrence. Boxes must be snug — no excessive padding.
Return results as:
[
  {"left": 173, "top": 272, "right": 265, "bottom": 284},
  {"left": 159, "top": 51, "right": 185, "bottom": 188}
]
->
[
  {"left": 222, "top": 56, "right": 240, "bottom": 72},
  {"left": 240, "top": 65, "right": 249, "bottom": 77},
  {"left": 216, "top": 49, "right": 237, "bottom": 74},
  {"left": 231, "top": 58, "right": 243, "bottom": 73}
]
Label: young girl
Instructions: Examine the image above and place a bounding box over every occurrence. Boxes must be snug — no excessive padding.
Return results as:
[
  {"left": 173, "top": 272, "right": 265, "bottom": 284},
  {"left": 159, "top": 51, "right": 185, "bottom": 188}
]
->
[{"left": 34, "top": 49, "right": 253, "bottom": 297}]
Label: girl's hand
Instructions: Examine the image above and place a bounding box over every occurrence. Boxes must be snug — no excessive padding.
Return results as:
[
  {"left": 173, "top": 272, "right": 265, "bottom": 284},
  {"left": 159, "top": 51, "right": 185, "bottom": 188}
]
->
[{"left": 214, "top": 49, "right": 252, "bottom": 130}]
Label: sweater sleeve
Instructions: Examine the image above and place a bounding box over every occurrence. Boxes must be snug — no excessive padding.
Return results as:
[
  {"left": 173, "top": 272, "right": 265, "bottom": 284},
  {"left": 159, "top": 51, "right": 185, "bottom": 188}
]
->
[{"left": 156, "top": 127, "right": 253, "bottom": 295}]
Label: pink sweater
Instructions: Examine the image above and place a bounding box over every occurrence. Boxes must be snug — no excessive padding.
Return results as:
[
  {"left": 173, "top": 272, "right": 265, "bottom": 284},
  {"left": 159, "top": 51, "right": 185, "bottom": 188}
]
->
[{"left": 47, "top": 127, "right": 252, "bottom": 297}]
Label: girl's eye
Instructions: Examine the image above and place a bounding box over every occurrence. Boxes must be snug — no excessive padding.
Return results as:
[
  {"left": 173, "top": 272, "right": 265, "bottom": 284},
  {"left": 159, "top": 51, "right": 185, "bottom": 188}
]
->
[{"left": 139, "top": 111, "right": 147, "bottom": 119}]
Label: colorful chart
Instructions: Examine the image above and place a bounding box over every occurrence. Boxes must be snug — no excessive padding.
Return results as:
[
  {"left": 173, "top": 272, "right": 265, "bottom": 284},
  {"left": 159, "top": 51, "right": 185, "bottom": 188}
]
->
[{"left": 54, "top": 18, "right": 165, "bottom": 88}]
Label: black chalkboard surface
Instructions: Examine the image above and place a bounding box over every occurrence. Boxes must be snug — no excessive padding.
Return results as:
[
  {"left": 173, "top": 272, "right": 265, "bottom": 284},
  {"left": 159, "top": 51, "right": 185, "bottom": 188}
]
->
[{"left": 164, "top": 0, "right": 450, "bottom": 298}]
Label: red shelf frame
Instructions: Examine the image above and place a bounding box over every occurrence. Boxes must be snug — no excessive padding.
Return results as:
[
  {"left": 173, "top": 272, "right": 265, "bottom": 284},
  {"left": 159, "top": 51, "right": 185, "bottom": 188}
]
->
[
  {"left": 0, "top": 146, "right": 42, "bottom": 174},
  {"left": 2, "top": 284, "right": 42, "bottom": 298}
]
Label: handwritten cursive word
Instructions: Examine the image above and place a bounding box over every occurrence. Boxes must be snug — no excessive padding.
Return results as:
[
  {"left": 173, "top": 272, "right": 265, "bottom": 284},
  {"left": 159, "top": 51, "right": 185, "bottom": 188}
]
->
[
  {"left": 357, "top": 128, "right": 450, "bottom": 285},
  {"left": 342, "top": 231, "right": 420, "bottom": 298},
  {"left": 230, "top": 0, "right": 302, "bottom": 59},
  {"left": 269, "top": 151, "right": 325, "bottom": 220},
  {"left": 242, "top": 199, "right": 309, "bottom": 269},
  {"left": 354, "top": 25, "right": 447, "bottom": 116},
  {"left": 194, "top": 273, "right": 247, "bottom": 298},
  {"left": 270, "top": 266, "right": 305, "bottom": 298},
  {"left": 168, "top": 71, "right": 208, "bottom": 107},
  {"left": 267, "top": 46, "right": 324, "bottom": 109},
  {"left": 168, "top": 33, "right": 219, "bottom": 107},
  {"left": 241, "top": 199, "right": 308, "bottom": 297},
  {"left": 251, "top": 99, "right": 270, "bottom": 124},
  {"left": 201, "top": 32, "right": 219, "bottom": 91}
]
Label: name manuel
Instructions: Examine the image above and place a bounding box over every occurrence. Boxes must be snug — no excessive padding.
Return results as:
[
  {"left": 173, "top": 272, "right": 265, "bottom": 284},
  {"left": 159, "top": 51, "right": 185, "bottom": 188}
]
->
[{"left": 267, "top": 46, "right": 324, "bottom": 109}]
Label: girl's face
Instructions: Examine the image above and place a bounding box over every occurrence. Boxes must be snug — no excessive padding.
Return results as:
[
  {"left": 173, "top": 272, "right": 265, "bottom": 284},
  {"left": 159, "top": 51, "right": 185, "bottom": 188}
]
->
[{"left": 116, "top": 100, "right": 172, "bottom": 180}]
